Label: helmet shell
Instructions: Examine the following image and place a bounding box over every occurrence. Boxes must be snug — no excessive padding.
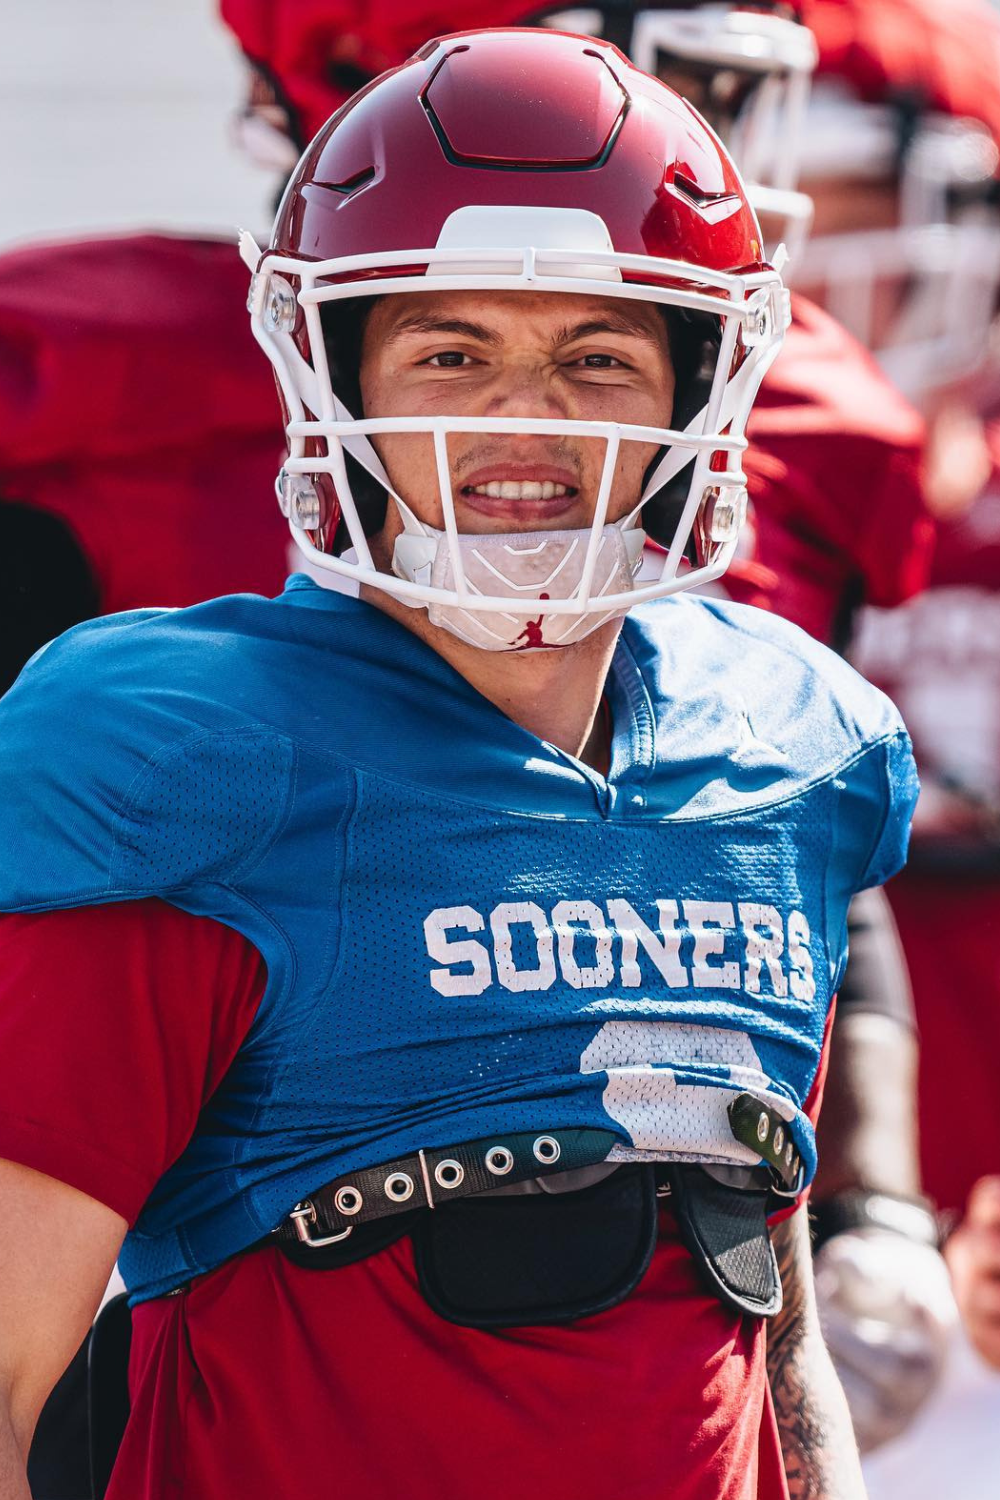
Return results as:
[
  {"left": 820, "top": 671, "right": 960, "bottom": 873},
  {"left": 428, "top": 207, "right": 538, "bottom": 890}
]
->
[{"left": 270, "top": 28, "right": 768, "bottom": 277}]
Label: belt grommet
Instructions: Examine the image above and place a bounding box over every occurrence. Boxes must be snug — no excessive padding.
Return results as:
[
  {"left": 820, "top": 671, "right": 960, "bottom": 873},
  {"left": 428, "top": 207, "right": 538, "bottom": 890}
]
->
[
  {"left": 384, "top": 1172, "right": 415, "bottom": 1202},
  {"left": 485, "top": 1145, "right": 514, "bottom": 1176},
  {"left": 334, "top": 1186, "right": 363, "bottom": 1216},
  {"left": 772, "top": 1126, "right": 785, "bottom": 1156},
  {"left": 532, "top": 1135, "right": 561, "bottom": 1165},
  {"left": 756, "top": 1112, "right": 770, "bottom": 1144},
  {"left": 434, "top": 1159, "right": 465, "bottom": 1190}
]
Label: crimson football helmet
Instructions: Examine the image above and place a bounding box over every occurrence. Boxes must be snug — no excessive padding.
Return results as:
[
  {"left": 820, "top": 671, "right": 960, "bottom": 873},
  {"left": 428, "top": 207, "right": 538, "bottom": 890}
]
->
[
  {"left": 241, "top": 28, "right": 787, "bottom": 648},
  {"left": 790, "top": 0, "right": 1000, "bottom": 405}
]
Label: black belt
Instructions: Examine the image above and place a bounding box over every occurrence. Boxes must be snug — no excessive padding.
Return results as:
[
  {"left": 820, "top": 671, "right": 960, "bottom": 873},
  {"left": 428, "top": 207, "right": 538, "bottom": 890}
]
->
[
  {"left": 275, "top": 1125, "right": 619, "bottom": 1250},
  {"left": 275, "top": 1093, "right": 802, "bottom": 1253}
]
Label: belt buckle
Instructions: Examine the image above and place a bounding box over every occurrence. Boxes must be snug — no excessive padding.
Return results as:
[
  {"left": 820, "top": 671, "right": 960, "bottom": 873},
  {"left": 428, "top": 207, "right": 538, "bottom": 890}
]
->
[{"left": 289, "top": 1199, "right": 353, "bottom": 1247}]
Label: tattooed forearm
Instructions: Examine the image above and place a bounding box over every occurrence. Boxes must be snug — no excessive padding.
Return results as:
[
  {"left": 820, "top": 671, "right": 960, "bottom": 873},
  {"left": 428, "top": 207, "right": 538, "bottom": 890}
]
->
[
  {"left": 768, "top": 1309, "right": 847, "bottom": 1499},
  {"left": 766, "top": 1208, "right": 867, "bottom": 1500}
]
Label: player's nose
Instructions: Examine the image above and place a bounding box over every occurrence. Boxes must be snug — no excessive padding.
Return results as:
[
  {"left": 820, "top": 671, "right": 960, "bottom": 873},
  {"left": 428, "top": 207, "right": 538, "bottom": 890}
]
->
[{"left": 481, "top": 359, "right": 569, "bottom": 421}]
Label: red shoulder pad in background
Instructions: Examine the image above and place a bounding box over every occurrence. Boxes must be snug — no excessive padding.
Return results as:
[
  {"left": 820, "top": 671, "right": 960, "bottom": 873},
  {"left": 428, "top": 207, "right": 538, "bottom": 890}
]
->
[{"left": 0, "top": 233, "right": 288, "bottom": 614}]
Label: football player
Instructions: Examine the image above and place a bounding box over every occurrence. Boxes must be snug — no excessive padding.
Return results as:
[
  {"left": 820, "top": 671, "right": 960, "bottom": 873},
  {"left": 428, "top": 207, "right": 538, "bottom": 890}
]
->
[{"left": 0, "top": 29, "right": 914, "bottom": 1500}]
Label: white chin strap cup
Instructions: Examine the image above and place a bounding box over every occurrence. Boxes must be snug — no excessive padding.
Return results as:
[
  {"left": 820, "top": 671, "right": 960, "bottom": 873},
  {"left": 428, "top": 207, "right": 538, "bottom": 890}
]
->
[{"left": 393, "top": 523, "right": 647, "bottom": 652}]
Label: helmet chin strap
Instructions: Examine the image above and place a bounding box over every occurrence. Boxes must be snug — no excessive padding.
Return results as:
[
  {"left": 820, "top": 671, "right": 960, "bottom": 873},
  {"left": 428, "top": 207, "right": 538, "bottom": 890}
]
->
[{"left": 390, "top": 500, "right": 647, "bottom": 653}]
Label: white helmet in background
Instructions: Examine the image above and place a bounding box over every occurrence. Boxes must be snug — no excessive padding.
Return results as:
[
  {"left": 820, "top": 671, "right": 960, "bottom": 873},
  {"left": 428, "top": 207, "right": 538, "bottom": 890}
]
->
[
  {"left": 789, "top": 0, "right": 1000, "bottom": 408},
  {"left": 540, "top": 4, "right": 818, "bottom": 260}
]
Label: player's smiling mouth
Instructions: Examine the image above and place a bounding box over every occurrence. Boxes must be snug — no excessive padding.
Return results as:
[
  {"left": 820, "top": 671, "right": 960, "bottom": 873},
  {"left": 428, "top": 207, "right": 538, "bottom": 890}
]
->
[{"left": 457, "top": 465, "right": 581, "bottom": 521}]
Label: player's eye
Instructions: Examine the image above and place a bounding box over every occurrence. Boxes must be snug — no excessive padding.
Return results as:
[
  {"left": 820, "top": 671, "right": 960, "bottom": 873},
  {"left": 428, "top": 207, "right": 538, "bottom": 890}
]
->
[
  {"left": 424, "top": 351, "right": 472, "bottom": 368},
  {"left": 577, "top": 353, "right": 626, "bottom": 369}
]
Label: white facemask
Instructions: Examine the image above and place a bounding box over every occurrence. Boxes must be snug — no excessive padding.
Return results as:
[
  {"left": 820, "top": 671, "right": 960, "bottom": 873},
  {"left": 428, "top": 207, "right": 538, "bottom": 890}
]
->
[{"left": 393, "top": 523, "right": 647, "bottom": 651}]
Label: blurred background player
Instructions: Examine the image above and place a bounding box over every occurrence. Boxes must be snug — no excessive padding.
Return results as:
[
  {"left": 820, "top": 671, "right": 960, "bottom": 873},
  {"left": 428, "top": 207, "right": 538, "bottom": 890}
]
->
[
  {"left": 794, "top": 0, "right": 1000, "bottom": 1208},
  {"left": 786, "top": 0, "right": 1000, "bottom": 1492},
  {"left": 795, "top": 0, "right": 1000, "bottom": 1203},
  {"left": 795, "top": 0, "right": 1000, "bottom": 408}
]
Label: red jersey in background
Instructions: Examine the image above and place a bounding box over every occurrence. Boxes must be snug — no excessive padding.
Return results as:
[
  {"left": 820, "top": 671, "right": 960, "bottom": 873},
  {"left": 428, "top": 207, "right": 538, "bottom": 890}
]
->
[
  {"left": 727, "top": 292, "right": 932, "bottom": 643},
  {"left": 853, "top": 423, "right": 1000, "bottom": 1212}
]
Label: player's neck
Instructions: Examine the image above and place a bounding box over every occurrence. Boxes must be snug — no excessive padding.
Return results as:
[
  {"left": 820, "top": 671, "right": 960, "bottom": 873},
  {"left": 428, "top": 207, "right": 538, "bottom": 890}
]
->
[
  {"left": 439, "top": 623, "right": 622, "bottom": 770},
  {"left": 362, "top": 585, "right": 620, "bottom": 770}
]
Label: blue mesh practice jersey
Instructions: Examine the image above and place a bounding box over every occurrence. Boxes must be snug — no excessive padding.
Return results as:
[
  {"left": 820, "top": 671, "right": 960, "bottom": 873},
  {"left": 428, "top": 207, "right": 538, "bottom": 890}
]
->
[{"left": 0, "top": 577, "right": 917, "bottom": 1299}]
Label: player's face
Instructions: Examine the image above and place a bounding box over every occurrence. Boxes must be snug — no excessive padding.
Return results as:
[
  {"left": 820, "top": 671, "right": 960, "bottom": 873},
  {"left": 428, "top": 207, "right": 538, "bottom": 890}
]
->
[
  {"left": 802, "top": 173, "right": 899, "bottom": 239},
  {"left": 793, "top": 172, "right": 909, "bottom": 347},
  {"left": 358, "top": 290, "right": 675, "bottom": 544}
]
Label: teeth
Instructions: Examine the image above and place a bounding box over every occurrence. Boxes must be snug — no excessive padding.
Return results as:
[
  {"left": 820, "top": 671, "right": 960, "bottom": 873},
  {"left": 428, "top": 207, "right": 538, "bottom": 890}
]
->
[{"left": 469, "top": 481, "right": 570, "bottom": 500}]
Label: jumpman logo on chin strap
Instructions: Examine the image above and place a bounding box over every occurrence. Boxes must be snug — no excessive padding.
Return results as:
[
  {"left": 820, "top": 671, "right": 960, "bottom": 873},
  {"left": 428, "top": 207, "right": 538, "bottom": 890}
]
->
[{"left": 514, "top": 594, "right": 550, "bottom": 652}]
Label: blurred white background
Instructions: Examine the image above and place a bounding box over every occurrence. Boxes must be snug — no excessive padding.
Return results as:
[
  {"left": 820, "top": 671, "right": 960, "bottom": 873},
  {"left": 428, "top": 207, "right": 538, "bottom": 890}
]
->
[
  {"left": 0, "top": 0, "right": 279, "bottom": 248},
  {"left": 5, "top": 0, "right": 1000, "bottom": 251}
]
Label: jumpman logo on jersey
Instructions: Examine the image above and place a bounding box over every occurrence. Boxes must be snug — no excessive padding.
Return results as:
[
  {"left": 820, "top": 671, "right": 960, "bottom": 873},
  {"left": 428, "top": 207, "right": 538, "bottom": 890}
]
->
[{"left": 514, "top": 594, "right": 550, "bottom": 651}]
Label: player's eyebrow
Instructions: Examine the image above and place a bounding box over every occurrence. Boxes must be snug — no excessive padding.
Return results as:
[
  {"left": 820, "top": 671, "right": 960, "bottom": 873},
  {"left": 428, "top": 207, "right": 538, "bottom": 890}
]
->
[
  {"left": 555, "top": 315, "right": 664, "bottom": 345},
  {"left": 383, "top": 314, "right": 503, "bottom": 345}
]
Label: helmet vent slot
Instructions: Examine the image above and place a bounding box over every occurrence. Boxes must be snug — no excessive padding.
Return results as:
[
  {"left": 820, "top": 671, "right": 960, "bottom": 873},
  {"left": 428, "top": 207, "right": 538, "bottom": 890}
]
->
[
  {"left": 672, "top": 173, "right": 741, "bottom": 213},
  {"left": 315, "top": 166, "right": 376, "bottom": 198}
]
